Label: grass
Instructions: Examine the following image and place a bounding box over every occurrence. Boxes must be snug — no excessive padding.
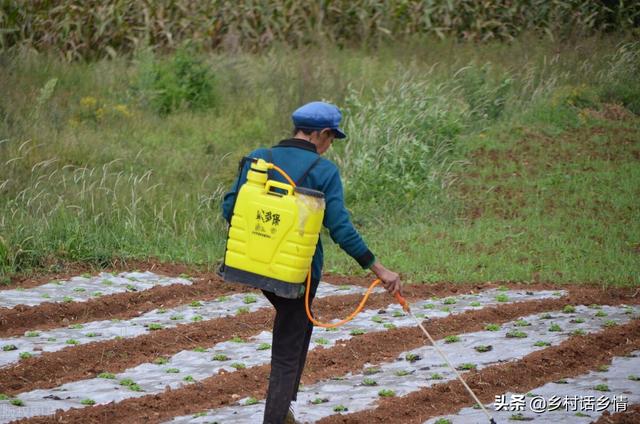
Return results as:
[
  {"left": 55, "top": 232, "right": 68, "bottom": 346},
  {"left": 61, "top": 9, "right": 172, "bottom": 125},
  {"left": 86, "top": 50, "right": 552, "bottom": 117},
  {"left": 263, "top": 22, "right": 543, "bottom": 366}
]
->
[{"left": 0, "top": 36, "right": 639, "bottom": 286}]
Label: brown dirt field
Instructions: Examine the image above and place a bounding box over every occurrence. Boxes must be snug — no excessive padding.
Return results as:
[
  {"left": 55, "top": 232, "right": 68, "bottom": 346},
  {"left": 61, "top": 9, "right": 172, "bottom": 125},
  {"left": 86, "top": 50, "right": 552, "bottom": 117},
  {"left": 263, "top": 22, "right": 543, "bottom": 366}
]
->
[
  {"left": 596, "top": 404, "right": 640, "bottom": 424},
  {"left": 12, "top": 285, "right": 640, "bottom": 424}
]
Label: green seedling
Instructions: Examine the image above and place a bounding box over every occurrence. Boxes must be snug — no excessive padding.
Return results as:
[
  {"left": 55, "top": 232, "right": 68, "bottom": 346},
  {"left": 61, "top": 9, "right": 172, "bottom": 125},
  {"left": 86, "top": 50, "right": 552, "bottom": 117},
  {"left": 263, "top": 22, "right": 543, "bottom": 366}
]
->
[
  {"left": 156, "top": 308, "right": 167, "bottom": 314},
  {"left": 62, "top": 296, "right": 74, "bottom": 303},
  {"left": 423, "top": 303, "right": 435, "bottom": 309},
  {"left": 595, "top": 310, "right": 608, "bottom": 317},
  {"left": 193, "top": 347, "right": 207, "bottom": 353},
  {"left": 216, "top": 295, "right": 230, "bottom": 302},
  {"left": 119, "top": 378, "right": 135, "bottom": 386},
  {"left": 603, "top": 320, "right": 617, "bottom": 327},
  {"left": 415, "top": 312, "right": 426, "bottom": 318},
  {"left": 575, "top": 412, "right": 590, "bottom": 417},
  {"left": 98, "top": 372, "right": 116, "bottom": 379},
  {"left": 469, "top": 301, "right": 482, "bottom": 307},
  {"left": 548, "top": 323, "right": 562, "bottom": 332},
  {"left": 314, "top": 338, "right": 329, "bottom": 345},
  {"left": 485, "top": 324, "right": 500, "bottom": 331},
  {"left": 571, "top": 318, "right": 585, "bottom": 323},
  {"left": 80, "top": 398, "right": 96, "bottom": 405},
  {"left": 190, "top": 301, "right": 203, "bottom": 307},
  {"left": 310, "top": 398, "right": 329, "bottom": 404},
  {"left": 47, "top": 337, "right": 57, "bottom": 342},
  {"left": 257, "top": 343, "right": 271, "bottom": 351},
  {"left": 514, "top": 320, "right": 531, "bottom": 327},
  {"left": 170, "top": 315, "right": 184, "bottom": 321},
  {"left": 395, "top": 370, "right": 411, "bottom": 376},
  {"left": 554, "top": 379, "right": 568, "bottom": 384},
  {"left": 596, "top": 365, "right": 609, "bottom": 372},
  {"left": 333, "top": 405, "right": 348, "bottom": 412},
  {"left": 443, "top": 298, "right": 456, "bottom": 305},
  {"left": 552, "top": 292, "right": 562, "bottom": 297},
  {"left": 244, "top": 397, "right": 259, "bottom": 406},
  {"left": 627, "top": 375, "right": 640, "bottom": 381},
  {"left": 338, "top": 285, "right": 350, "bottom": 290},
  {"left": 179, "top": 273, "right": 190, "bottom": 279},
  {"left": 230, "top": 336, "right": 245, "bottom": 343},
  {"left": 243, "top": 295, "right": 257, "bottom": 304},
  {"left": 147, "top": 323, "right": 164, "bottom": 330},
  {"left": 41, "top": 293, "right": 51, "bottom": 298},
  {"left": 111, "top": 319, "right": 121, "bottom": 323},
  {"left": 0, "top": 394, "right": 8, "bottom": 400},
  {"left": 378, "top": 389, "right": 395, "bottom": 397},
  {"left": 165, "top": 368, "right": 180, "bottom": 373},
  {"left": 25, "top": 331, "right": 40, "bottom": 337},
  {"left": 325, "top": 327, "right": 338, "bottom": 332},
  {"left": 457, "top": 363, "right": 477, "bottom": 371},
  {"left": 154, "top": 357, "right": 169, "bottom": 365},
  {"left": 125, "top": 284, "right": 137, "bottom": 291},
  {"left": 405, "top": 353, "right": 421, "bottom": 362},
  {"left": 193, "top": 412, "right": 207, "bottom": 418},
  {"left": 350, "top": 329, "right": 366, "bottom": 336},
  {"left": 430, "top": 373, "right": 444, "bottom": 380},
  {"left": 73, "top": 287, "right": 86, "bottom": 292},
  {"left": 589, "top": 304, "right": 602, "bottom": 309},
  {"left": 92, "top": 291, "right": 103, "bottom": 297},
  {"left": 212, "top": 353, "right": 229, "bottom": 361},
  {"left": 506, "top": 330, "right": 528, "bottom": 338},
  {"left": 115, "top": 336, "right": 123, "bottom": 340},
  {"left": 183, "top": 375, "right": 195, "bottom": 382},
  {"left": 69, "top": 324, "right": 84, "bottom": 329},
  {"left": 129, "top": 384, "right": 143, "bottom": 392},
  {"left": 191, "top": 315, "right": 204, "bottom": 322},
  {"left": 534, "top": 341, "right": 551, "bottom": 347},
  {"left": 81, "top": 273, "right": 91, "bottom": 278},
  {"left": 563, "top": 305, "right": 576, "bottom": 313},
  {"left": 509, "top": 413, "right": 531, "bottom": 421},
  {"left": 362, "top": 378, "right": 378, "bottom": 386},
  {"left": 434, "top": 419, "right": 452, "bottom": 424},
  {"left": 594, "top": 384, "right": 609, "bottom": 392},
  {"left": 498, "top": 286, "right": 509, "bottom": 291},
  {"left": 19, "top": 352, "right": 33, "bottom": 360},
  {"left": 392, "top": 310, "right": 405, "bottom": 317},
  {"left": 66, "top": 339, "right": 79, "bottom": 345},
  {"left": 363, "top": 367, "right": 381, "bottom": 375},
  {"left": 474, "top": 345, "right": 493, "bottom": 353},
  {"left": 440, "top": 306, "right": 452, "bottom": 313},
  {"left": 383, "top": 323, "right": 397, "bottom": 329},
  {"left": 85, "top": 332, "right": 98, "bottom": 337},
  {"left": 495, "top": 294, "right": 509, "bottom": 302},
  {"left": 102, "top": 280, "right": 114, "bottom": 286},
  {"left": 230, "top": 362, "right": 246, "bottom": 370},
  {"left": 540, "top": 313, "right": 553, "bottom": 319},
  {"left": 10, "top": 399, "right": 25, "bottom": 406},
  {"left": 444, "top": 335, "right": 460, "bottom": 343},
  {"left": 571, "top": 329, "right": 586, "bottom": 336},
  {"left": 236, "top": 307, "right": 250, "bottom": 315},
  {"left": 371, "top": 316, "right": 384, "bottom": 323}
]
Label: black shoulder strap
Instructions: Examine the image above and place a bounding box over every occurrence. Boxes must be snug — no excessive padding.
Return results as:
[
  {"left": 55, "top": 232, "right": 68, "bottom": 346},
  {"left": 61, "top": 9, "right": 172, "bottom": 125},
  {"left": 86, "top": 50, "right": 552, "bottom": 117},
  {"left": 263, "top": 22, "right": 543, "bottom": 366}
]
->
[
  {"left": 267, "top": 149, "right": 274, "bottom": 179},
  {"left": 296, "top": 156, "right": 322, "bottom": 186}
]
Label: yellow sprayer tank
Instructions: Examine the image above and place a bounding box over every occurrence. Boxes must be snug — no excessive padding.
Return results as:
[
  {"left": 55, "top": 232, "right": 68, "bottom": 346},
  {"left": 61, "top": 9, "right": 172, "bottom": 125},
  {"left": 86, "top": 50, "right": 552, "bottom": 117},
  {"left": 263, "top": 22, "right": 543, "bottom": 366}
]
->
[{"left": 222, "top": 158, "right": 325, "bottom": 298}]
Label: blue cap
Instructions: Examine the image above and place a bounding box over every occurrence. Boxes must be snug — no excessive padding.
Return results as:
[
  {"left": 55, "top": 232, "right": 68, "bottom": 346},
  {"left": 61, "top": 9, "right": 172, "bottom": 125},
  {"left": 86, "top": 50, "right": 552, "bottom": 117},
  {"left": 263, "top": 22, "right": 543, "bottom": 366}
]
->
[{"left": 291, "top": 101, "right": 347, "bottom": 139}]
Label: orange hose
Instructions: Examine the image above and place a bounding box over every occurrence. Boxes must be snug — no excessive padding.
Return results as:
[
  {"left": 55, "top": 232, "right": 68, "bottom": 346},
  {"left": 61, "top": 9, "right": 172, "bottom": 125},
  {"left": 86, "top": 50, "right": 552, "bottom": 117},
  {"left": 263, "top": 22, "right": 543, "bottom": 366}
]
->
[{"left": 271, "top": 164, "right": 381, "bottom": 328}]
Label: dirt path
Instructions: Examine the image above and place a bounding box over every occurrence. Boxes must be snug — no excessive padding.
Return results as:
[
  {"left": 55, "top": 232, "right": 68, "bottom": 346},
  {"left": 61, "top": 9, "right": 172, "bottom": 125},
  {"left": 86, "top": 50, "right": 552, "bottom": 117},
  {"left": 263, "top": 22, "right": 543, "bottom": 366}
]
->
[{"left": 12, "top": 286, "right": 639, "bottom": 423}]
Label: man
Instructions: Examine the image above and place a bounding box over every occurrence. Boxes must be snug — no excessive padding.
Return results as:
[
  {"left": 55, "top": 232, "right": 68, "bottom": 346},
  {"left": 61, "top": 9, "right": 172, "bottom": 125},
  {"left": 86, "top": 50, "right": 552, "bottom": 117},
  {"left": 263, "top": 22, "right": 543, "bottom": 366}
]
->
[{"left": 222, "top": 101, "right": 402, "bottom": 424}]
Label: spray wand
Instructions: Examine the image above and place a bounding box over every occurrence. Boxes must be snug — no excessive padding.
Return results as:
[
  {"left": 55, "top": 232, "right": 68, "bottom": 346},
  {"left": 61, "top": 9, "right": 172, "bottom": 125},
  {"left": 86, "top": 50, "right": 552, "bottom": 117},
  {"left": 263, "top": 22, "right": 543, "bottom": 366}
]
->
[{"left": 394, "top": 293, "right": 497, "bottom": 424}]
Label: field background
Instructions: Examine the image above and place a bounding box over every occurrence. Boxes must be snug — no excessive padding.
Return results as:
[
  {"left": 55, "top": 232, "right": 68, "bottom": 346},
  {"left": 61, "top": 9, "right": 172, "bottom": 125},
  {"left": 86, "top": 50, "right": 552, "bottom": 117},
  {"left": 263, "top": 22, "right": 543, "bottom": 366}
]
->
[{"left": 0, "top": 0, "right": 638, "bottom": 285}]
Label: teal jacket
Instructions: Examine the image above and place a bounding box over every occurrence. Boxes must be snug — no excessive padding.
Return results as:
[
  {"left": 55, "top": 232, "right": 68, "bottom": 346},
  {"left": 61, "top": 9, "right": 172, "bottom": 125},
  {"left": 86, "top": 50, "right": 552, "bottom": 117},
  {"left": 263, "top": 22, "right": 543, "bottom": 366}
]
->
[{"left": 222, "top": 138, "right": 375, "bottom": 282}]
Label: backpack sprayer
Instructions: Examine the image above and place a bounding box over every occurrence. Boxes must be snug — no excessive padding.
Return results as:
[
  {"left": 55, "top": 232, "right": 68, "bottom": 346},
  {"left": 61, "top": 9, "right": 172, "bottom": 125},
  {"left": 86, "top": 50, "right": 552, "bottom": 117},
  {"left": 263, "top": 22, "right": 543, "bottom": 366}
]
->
[{"left": 221, "top": 157, "right": 496, "bottom": 423}]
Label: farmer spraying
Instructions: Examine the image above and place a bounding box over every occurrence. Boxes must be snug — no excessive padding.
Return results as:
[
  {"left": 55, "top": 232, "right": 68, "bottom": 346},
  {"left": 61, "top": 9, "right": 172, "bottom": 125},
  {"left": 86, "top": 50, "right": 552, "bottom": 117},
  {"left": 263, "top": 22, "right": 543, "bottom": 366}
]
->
[{"left": 221, "top": 101, "right": 402, "bottom": 424}]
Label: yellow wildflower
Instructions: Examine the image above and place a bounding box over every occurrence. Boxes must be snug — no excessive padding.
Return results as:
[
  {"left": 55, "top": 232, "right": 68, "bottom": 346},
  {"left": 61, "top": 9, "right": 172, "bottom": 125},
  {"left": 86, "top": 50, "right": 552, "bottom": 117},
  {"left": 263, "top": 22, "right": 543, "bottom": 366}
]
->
[{"left": 80, "top": 96, "right": 97, "bottom": 109}]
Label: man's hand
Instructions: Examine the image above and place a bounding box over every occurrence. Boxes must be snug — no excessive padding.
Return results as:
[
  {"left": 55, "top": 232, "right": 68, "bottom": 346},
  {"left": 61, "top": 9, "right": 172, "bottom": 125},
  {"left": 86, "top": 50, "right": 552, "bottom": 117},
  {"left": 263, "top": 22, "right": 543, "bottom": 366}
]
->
[{"left": 369, "top": 261, "right": 402, "bottom": 296}]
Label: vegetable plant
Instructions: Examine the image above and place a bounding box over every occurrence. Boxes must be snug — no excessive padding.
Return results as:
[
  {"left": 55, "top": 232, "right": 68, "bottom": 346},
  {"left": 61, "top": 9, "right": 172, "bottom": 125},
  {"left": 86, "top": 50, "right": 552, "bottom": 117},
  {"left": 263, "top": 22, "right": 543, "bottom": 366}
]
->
[
  {"left": 383, "top": 323, "right": 397, "bottom": 329},
  {"left": 165, "top": 368, "right": 180, "bottom": 373},
  {"left": 154, "top": 357, "right": 169, "bottom": 365},
  {"left": 430, "top": 373, "right": 444, "bottom": 380},
  {"left": 10, "top": 399, "right": 24, "bottom": 406},
  {"left": 190, "top": 301, "right": 203, "bottom": 307},
  {"left": 230, "top": 362, "right": 246, "bottom": 370},
  {"left": 98, "top": 372, "right": 116, "bottom": 379},
  {"left": 362, "top": 378, "right": 377, "bottom": 386},
  {"left": 443, "top": 298, "right": 456, "bottom": 305},
  {"left": 314, "top": 338, "right": 329, "bottom": 345},
  {"left": 80, "top": 399, "right": 96, "bottom": 405},
  {"left": 0, "top": 394, "right": 8, "bottom": 400},
  {"left": 333, "top": 405, "right": 348, "bottom": 412},
  {"left": 363, "top": 367, "right": 381, "bottom": 375},
  {"left": 628, "top": 375, "right": 640, "bottom": 381},
  {"left": 73, "top": 287, "right": 86, "bottom": 292},
  {"left": 170, "top": 314, "right": 184, "bottom": 320},
  {"left": 571, "top": 329, "right": 586, "bottom": 336},
  {"left": 311, "top": 398, "right": 328, "bottom": 404},
  {"left": 563, "top": 305, "right": 576, "bottom": 313},
  {"left": 25, "top": 331, "right": 40, "bottom": 337},
  {"left": 216, "top": 296, "right": 230, "bottom": 302},
  {"left": 191, "top": 315, "right": 204, "bottom": 322},
  {"left": 19, "top": 352, "right": 33, "bottom": 359},
  {"left": 378, "top": 389, "right": 395, "bottom": 397},
  {"left": 230, "top": 336, "right": 245, "bottom": 343},
  {"left": 212, "top": 354, "right": 229, "bottom": 361},
  {"left": 147, "top": 323, "right": 164, "bottom": 330},
  {"left": 594, "top": 384, "right": 609, "bottom": 392},
  {"left": 469, "top": 301, "right": 481, "bottom": 307},
  {"left": 548, "top": 323, "right": 562, "bottom": 332},
  {"left": 603, "top": 320, "right": 617, "bottom": 327},
  {"left": 395, "top": 370, "right": 411, "bottom": 376},
  {"left": 236, "top": 307, "right": 249, "bottom": 315},
  {"left": 474, "top": 345, "right": 493, "bottom": 353},
  {"left": 350, "top": 329, "right": 366, "bottom": 336},
  {"left": 595, "top": 310, "right": 608, "bottom": 317},
  {"left": 69, "top": 324, "right": 84, "bottom": 329},
  {"left": 435, "top": 419, "right": 452, "bottom": 424},
  {"left": 193, "top": 347, "right": 207, "bottom": 352},
  {"left": 85, "top": 332, "right": 99, "bottom": 337},
  {"left": 457, "top": 363, "right": 477, "bottom": 370},
  {"left": 392, "top": 311, "right": 404, "bottom": 317},
  {"left": 405, "top": 353, "right": 421, "bottom": 362},
  {"left": 371, "top": 316, "right": 384, "bottom": 323},
  {"left": 257, "top": 343, "right": 271, "bottom": 351},
  {"left": 444, "top": 335, "right": 460, "bottom": 343},
  {"left": 571, "top": 318, "right": 585, "bottom": 323},
  {"left": 423, "top": 303, "right": 435, "bottom": 309},
  {"left": 66, "top": 339, "right": 79, "bottom": 345},
  {"left": 244, "top": 397, "right": 259, "bottom": 406},
  {"left": 534, "top": 341, "right": 551, "bottom": 347},
  {"left": 514, "top": 320, "right": 531, "bottom": 327},
  {"left": 243, "top": 295, "right": 257, "bottom": 304},
  {"left": 495, "top": 294, "right": 509, "bottom": 302},
  {"left": 596, "top": 365, "right": 609, "bottom": 372},
  {"left": 183, "top": 375, "right": 195, "bottom": 382},
  {"left": 506, "top": 330, "right": 528, "bottom": 338},
  {"left": 540, "top": 313, "right": 553, "bottom": 319},
  {"left": 62, "top": 296, "right": 74, "bottom": 303},
  {"left": 485, "top": 324, "right": 500, "bottom": 331}
]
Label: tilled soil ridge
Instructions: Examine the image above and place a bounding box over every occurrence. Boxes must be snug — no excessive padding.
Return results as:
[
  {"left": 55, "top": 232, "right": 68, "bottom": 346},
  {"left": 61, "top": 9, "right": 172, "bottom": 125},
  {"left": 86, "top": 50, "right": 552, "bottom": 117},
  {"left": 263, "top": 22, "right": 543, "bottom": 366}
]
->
[
  {"left": 319, "top": 320, "right": 640, "bottom": 424},
  {"left": 13, "top": 287, "right": 639, "bottom": 424}
]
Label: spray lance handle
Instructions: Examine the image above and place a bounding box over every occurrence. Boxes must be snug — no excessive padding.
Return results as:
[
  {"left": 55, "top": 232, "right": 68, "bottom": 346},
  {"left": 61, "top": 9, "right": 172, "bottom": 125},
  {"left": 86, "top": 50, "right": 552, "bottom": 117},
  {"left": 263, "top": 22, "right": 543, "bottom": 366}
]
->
[{"left": 394, "top": 292, "right": 410, "bottom": 313}]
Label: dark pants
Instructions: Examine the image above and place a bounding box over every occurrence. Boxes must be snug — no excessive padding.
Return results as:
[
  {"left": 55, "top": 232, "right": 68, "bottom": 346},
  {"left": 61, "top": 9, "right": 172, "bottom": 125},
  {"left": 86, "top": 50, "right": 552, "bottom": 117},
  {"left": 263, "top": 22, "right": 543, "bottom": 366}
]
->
[{"left": 262, "top": 279, "right": 318, "bottom": 424}]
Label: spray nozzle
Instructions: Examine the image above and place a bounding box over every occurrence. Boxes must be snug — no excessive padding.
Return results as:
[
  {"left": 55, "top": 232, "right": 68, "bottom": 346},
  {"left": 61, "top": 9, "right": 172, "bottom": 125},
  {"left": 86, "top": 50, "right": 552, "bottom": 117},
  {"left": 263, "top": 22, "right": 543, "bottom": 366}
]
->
[{"left": 394, "top": 292, "right": 411, "bottom": 313}]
